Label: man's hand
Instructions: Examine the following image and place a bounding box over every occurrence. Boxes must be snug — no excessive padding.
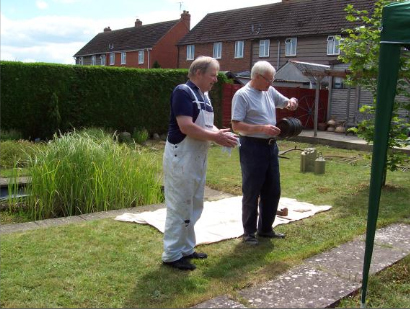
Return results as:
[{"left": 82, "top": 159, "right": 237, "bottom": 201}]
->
[
  {"left": 262, "top": 125, "right": 281, "bottom": 136},
  {"left": 214, "top": 129, "right": 239, "bottom": 147},
  {"left": 286, "top": 97, "right": 298, "bottom": 111}
]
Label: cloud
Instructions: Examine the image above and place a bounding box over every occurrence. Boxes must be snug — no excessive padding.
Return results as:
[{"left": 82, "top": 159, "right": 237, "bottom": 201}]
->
[
  {"left": 1, "top": 42, "right": 84, "bottom": 64},
  {"left": 36, "top": 0, "right": 49, "bottom": 10},
  {"left": 0, "top": 0, "right": 278, "bottom": 64},
  {"left": 1, "top": 13, "right": 113, "bottom": 64}
]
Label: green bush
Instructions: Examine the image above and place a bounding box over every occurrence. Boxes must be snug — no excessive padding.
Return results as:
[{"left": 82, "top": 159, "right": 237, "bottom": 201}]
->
[
  {"left": 132, "top": 128, "right": 149, "bottom": 144},
  {"left": 0, "top": 140, "right": 42, "bottom": 169},
  {"left": 24, "top": 129, "right": 164, "bottom": 220},
  {"left": 0, "top": 61, "right": 228, "bottom": 140},
  {"left": 0, "top": 129, "right": 22, "bottom": 141}
]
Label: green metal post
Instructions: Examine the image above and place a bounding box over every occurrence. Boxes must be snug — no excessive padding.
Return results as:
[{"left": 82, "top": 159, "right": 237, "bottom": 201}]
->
[{"left": 360, "top": 43, "right": 401, "bottom": 308}]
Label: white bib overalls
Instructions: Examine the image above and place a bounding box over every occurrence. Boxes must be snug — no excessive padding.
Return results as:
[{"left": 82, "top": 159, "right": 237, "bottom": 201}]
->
[{"left": 162, "top": 86, "right": 214, "bottom": 263}]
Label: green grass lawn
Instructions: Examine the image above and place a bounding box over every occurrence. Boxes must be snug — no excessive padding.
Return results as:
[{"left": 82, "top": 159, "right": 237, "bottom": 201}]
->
[{"left": 1, "top": 140, "right": 409, "bottom": 308}]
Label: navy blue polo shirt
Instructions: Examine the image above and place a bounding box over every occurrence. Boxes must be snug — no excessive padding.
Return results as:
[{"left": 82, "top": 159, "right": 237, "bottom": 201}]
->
[{"left": 167, "top": 81, "right": 214, "bottom": 144}]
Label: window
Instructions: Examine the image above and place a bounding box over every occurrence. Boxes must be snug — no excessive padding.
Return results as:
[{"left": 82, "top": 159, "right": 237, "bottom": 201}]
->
[
  {"left": 213, "top": 42, "right": 222, "bottom": 59},
  {"left": 187, "top": 45, "right": 195, "bottom": 60},
  {"left": 138, "top": 50, "right": 144, "bottom": 64},
  {"left": 285, "top": 38, "right": 297, "bottom": 56},
  {"left": 333, "top": 77, "right": 345, "bottom": 89},
  {"left": 259, "top": 40, "right": 270, "bottom": 57},
  {"left": 110, "top": 53, "right": 115, "bottom": 65},
  {"left": 121, "top": 52, "right": 126, "bottom": 64},
  {"left": 78, "top": 57, "right": 83, "bottom": 65},
  {"left": 234, "top": 41, "right": 244, "bottom": 58},
  {"left": 100, "top": 55, "right": 106, "bottom": 66},
  {"left": 327, "top": 35, "right": 340, "bottom": 55},
  {"left": 91, "top": 55, "right": 96, "bottom": 65}
]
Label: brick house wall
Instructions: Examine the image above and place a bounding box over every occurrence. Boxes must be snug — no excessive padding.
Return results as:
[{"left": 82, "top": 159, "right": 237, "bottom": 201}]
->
[
  {"left": 178, "top": 40, "right": 252, "bottom": 72},
  {"left": 151, "top": 21, "right": 190, "bottom": 68},
  {"left": 75, "top": 11, "right": 190, "bottom": 69}
]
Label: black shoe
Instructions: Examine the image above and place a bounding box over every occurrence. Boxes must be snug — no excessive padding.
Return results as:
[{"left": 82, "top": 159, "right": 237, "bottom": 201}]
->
[
  {"left": 257, "top": 230, "right": 286, "bottom": 239},
  {"left": 163, "top": 257, "right": 196, "bottom": 271},
  {"left": 243, "top": 233, "right": 259, "bottom": 245},
  {"left": 184, "top": 252, "right": 207, "bottom": 259}
]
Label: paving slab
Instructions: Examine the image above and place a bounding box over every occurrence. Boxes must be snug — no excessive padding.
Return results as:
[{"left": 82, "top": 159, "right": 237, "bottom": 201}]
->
[
  {"left": 0, "top": 187, "right": 229, "bottom": 235},
  {"left": 33, "top": 216, "right": 86, "bottom": 228},
  {"left": 0, "top": 221, "right": 39, "bottom": 234},
  {"left": 204, "top": 186, "right": 235, "bottom": 201},
  {"left": 237, "top": 265, "right": 360, "bottom": 308},
  {"left": 371, "top": 223, "right": 410, "bottom": 251},
  {"left": 193, "top": 295, "right": 247, "bottom": 308},
  {"left": 305, "top": 239, "right": 409, "bottom": 282},
  {"left": 193, "top": 223, "right": 410, "bottom": 308}
]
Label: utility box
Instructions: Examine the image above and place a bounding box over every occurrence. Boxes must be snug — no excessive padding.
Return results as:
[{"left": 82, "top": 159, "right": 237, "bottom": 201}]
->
[
  {"left": 314, "top": 153, "right": 326, "bottom": 174},
  {"left": 300, "top": 148, "right": 317, "bottom": 173}
]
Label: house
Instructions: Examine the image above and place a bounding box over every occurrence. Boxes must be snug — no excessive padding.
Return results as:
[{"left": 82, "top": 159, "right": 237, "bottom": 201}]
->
[
  {"left": 177, "top": 0, "right": 378, "bottom": 127},
  {"left": 177, "top": 0, "right": 374, "bottom": 72},
  {"left": 73, "top": 11, "right": 191, "bottom": 69}
]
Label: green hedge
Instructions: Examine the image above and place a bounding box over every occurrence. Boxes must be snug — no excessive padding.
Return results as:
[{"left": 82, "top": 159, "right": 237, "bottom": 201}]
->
[{"left": 0, "top": 61, "right": 228, "bottom": 140}]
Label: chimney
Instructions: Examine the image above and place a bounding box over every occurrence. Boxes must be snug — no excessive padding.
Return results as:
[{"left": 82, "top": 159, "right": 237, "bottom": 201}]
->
[
  {"left": 104, "top": 26, "right": 111, "bottom": 32},
  {"left": 181, "top": 10, "right": 190, "bottom": 30},
  {"left": 135, "top": 19, "right": 142, "bottom": 27}
]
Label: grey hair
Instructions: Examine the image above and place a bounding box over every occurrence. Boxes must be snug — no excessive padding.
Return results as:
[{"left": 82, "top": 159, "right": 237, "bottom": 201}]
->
[
  {"left": 250, "top": 61, "right": 276, "bottom": 79},
  {"left": 188, "top": 56, "right": 220, "bottom": 78}
]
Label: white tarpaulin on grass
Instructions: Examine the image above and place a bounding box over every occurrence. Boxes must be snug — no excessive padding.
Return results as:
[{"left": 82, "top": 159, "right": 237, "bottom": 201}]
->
[{"left": 115, "top": 196, "right": 332, "bottom": 245}]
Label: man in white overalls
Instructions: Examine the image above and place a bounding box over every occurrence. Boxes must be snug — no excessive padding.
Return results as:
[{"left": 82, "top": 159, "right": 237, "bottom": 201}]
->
[{"left": 162, "top": 56, "right": 238, "bottom": 271}]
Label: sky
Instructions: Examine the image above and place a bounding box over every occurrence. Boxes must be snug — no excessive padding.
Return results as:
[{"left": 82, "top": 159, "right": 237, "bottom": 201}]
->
[{"left": 1, "top": 0, "right": 280, "bottom": 65}]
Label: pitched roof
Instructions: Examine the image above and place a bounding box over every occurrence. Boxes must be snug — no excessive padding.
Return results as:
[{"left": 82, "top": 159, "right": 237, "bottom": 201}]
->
[
  {"left": 178, "top": 0, "right": 375, "bottom": 45},
  {"left": 74, "top": 19, "right": 179, "bottom": 57}
]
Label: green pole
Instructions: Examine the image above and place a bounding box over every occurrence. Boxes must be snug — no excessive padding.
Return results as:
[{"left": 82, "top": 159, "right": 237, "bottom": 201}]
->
[{"left": 360, "top": 43, "right": 401, "bottom": 307}]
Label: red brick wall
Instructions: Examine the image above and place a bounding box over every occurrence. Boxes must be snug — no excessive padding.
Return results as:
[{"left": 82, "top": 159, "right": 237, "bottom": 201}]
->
[
  {"left": 89, "top": 19, "right": 190, "bottom": 69},
  {"left": 178, "top": 40, "right": 252, "bottom": 73},
  {"left": 151, "top": 22, "right": 189, "bottom": 68}
]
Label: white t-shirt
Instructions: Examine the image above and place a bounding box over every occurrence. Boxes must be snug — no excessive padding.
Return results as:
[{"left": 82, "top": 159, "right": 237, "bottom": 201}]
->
[{"left": 231, "top": 83, "right": 289, "bottom": 138}]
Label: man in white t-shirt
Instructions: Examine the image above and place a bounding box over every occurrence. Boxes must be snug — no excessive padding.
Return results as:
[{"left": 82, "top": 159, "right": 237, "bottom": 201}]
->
[{"left": 231, "top": 61, "right": 298, "bottom": 245}]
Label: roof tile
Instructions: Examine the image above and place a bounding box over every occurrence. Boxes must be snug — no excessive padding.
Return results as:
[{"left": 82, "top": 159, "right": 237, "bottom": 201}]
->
[
  {"left": 74, "top": 20, "right": 179, "bottom": 56},
  {"left": 178, "top": 0, "right": 375, "bottom": 45}
]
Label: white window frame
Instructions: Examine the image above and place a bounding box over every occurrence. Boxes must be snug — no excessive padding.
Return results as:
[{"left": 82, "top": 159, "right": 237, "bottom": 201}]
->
[
  {"left": 285, "top": 37, "right": 297, "bottom": 56},
  {"left": 138, "top": 50, "right": 144, "bottom": 64},
  {"left": 100, "top": 55, "right": 106, "bottom": 66},
  {"left": 78, "top": 57, "right": 83, "bottom": 65},
  {"left": 121, "top": 52, "right": 126, "bottom": 64},
  {"left": 91, "top": 55, "right": 96, "bottom": 65},
  {"left": 234, "top": 41, "right": 244, "bottom": 58},
  {"left": 327, "top": 35, "right": 340, "bottom": 55},
  {"left": 109, "top": 53, "right": 115, "bottom": 65},
  {"left": 187, "top": 45, "right": 195, "bottom": 60},
  {"left": 213, "top": 42, "right": 222, "bottom": 59},
  {"left": 259, "top": 39, "right": 270, "bottom": 57}
]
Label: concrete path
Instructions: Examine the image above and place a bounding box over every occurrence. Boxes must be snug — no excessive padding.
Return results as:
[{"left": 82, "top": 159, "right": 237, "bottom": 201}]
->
[
  {"left": 294, "top": 130, "right": 410, "bottom": 154},
  {"left": 193, "top": 223, "right": 410, "bottom": 308},
  {"left": 0, "top": 186, "right": 233, "bottom": 235}
]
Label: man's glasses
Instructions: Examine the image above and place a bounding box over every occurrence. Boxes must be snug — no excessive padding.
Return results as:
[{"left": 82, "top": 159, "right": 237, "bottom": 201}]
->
[{"left": 258, "top": 74, "right": 274, "bottom": 84}]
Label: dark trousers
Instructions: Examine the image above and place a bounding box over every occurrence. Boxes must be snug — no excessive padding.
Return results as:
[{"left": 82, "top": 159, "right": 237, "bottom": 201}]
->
[{"left": 239, "top": 136, "right": 281, "bottom": 235}]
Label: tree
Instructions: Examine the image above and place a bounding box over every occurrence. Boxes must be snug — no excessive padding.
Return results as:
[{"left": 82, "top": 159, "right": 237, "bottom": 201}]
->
[
  {"left": 43, "top": 92, "right": 61, "bottom": 140},
  {"left": 152, "top": 60, "right": 161, "bottom": 68},
  {"left": 339, "top": 0, "right": 410, "bottom": 185}
]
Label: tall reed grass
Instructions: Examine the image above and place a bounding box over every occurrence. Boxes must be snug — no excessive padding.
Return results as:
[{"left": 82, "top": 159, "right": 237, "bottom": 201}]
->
[{"left": 25, "top": 130, "right": 163, "bottom": 220}]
